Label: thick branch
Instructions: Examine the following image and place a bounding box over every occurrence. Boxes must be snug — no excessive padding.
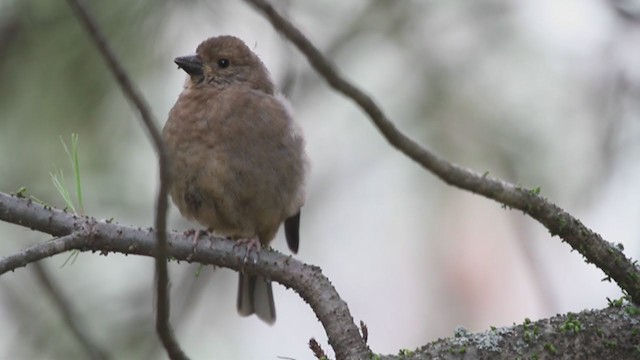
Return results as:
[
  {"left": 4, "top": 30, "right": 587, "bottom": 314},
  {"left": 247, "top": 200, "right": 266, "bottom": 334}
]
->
[
  {"left": 380, "top": 305, "right": 640, "bottom": 359},
  {"left": 64, "top": 0, "right": 180, "bottom": 358},
  {"left": 0, "top": 192, "right": 371, "bottom": 360},
  {"left": 243, "top": 0, "right": 640, "bottom": 303}
]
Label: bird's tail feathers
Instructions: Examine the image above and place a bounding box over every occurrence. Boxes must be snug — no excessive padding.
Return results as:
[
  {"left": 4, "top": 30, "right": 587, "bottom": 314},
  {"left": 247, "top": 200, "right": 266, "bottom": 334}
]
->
[{"left": 237, "top": 273, "right": 276, "bottom": 325}]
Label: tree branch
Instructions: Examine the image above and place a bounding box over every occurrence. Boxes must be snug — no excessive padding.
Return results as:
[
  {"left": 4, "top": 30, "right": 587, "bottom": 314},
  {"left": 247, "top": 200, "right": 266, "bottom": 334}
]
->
[
  {"left": 0, "top": 191, "right": 369, "bottom": 360},
  {"left": 3, "top": 192, "right": 639, "bottom": 359},
  {"left": 32, "top": 261, "right": 110, "bottom": 360},
  {"left": 0, "top": 233, "right": 85, "bottom": 275},
  {"left": 242, "top": 0, "right": 640, "bottom": 303},
  {"left": 383, "top": 305, "right": 640, "bottom": 359},
  {"left": 63, "top": 0, "right": 182, "bottom": 358}
]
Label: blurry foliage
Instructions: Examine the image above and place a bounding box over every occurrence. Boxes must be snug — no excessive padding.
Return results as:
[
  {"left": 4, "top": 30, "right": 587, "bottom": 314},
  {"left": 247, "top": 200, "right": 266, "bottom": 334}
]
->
[
  {"left": 0, "top": 0, "right": 168, "bottom": 194},
  {"left": 0, "top": 1, "right": 174, "bottom": 358}
]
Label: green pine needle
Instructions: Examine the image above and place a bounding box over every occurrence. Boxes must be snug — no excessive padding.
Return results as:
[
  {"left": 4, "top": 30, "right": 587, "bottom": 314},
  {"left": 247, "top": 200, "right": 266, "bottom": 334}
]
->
[
  {"left": 60, "top": 133, "right": 84, "bottom": 214},
  {"left": 50, "top": 168, "right": 77, "bottom": 214},
  {"left": 52, "top": 134, "right": 85, "bottom": 267},
  {"left": 60, "top": 250, "right": 81, "bottom": 267}
]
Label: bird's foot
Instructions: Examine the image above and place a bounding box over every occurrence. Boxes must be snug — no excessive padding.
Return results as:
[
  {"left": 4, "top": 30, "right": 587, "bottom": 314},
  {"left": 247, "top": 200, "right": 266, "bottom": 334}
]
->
[
  {"left": 234, "top": 237, "right": 262, "bottom": 266},
  {"left": 184, "top": 228, "right": 209, "bottom": 260}
]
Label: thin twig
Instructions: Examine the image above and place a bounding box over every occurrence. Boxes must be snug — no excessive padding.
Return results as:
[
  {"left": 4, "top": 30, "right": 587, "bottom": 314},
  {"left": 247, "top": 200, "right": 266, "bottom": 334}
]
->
[
  {"left": 0, "top": 234, "right": 85, "bottom": 275},
  {"left": 32, "top": 261, "right": 109, "bottom": 360},
  {"left": 242, "top": 0, "right": 640, "bottom": 302},
  {"left": 513, "top": 216, "right": 557, "bottom": 313},
  {"left": 144, "top": 267, "right": 213, "bottom": 360},
  {"left": 0, "top": 15, "right": 21, "bottom": 68},
  {"left": 63, "top": 1, "right": 184, "bottom": 359}
]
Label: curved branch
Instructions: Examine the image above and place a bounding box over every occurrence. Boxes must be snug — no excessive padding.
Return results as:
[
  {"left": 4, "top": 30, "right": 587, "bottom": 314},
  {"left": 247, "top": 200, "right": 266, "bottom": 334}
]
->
[
  {"left": 3, "top": 193, "right": 639, "bottom": 359},
  {"left": 0, "top": 192, "right": 371, "bottom": 360},
  {"left": 63, "top": 0, "right": 180, "bottom": 358},
  {"left": 242, "top": 0, "right": 640, "bottom": 303}
]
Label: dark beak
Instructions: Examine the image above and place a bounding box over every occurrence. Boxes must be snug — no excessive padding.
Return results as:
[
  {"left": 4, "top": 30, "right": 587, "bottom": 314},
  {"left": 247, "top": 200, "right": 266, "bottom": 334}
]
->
[{"left": 174, "top": 55, "right": 203, "bottom": 76}]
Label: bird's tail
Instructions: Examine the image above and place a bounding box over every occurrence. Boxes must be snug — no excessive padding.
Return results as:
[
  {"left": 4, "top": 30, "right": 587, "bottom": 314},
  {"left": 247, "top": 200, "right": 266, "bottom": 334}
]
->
[
  {"left": 237, "top": 273, "right": 276, "bottom": 324},
  {"left": 284, "top": 210, "right": 301, "bottom": 254}
]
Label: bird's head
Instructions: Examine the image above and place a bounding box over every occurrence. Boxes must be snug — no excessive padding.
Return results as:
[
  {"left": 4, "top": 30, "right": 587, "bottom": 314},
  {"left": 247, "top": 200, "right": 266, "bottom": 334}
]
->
[{"left": 175, "top": 35, "right": 274, "bottom": 94}]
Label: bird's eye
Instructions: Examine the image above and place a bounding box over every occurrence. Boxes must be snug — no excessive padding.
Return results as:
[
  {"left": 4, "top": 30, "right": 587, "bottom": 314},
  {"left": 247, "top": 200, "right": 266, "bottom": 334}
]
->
[{"left": 217, "top": 58, "right": 230, "bottom": 68}]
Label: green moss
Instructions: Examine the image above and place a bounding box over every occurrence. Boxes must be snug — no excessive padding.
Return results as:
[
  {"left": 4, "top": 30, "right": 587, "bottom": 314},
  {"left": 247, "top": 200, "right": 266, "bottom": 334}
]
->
[
  {"left": 560, "top": 314, "right": 582, "bottom": 334},
  {"left": 521, "top": 317, "right": 540, "bottom": 343},
  {"left": 607, "top": 297, "right": 624, "bottom": 308},
  {"left": 557, "top": 217, "right": 567, "bottom": 232},
  {"left": 398, "top": 349, "right": 414, "bottom": 356},
  {"left": 626, "top": 305, "right": 640, "bottom": 316},
  {"left": 544, "top": 343, "right": 558, "bottom": 354},
  {"left": 15, "top": 186, "right": 27, "bottom": 198},
  {"left": 603, "top": 339, "right": 618, "bottom": 349}
]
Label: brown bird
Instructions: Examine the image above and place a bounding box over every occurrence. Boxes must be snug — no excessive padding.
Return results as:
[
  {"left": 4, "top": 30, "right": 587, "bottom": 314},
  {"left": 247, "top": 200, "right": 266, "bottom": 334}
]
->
[{"left": 162, "top": 35, "right": 308, "bottom": 324}]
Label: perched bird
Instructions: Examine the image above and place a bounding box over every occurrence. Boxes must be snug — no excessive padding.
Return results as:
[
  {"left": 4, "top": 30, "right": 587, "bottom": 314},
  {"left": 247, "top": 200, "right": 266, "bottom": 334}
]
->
[{"left": 162, "top": 35, "right": 308, "bottom": 324}]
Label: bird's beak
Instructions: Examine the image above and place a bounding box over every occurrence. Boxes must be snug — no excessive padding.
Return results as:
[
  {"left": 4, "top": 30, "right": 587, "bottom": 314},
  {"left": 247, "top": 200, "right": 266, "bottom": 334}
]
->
[{"left": 174, "top": 55, "right": 204, "bottom": 76}]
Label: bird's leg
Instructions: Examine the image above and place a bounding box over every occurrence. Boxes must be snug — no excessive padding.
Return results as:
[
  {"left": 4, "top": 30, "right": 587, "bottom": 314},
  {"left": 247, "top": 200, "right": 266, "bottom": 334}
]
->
[
  {"left": 184, "top": 228, "right": 209, "bottom": 260},
  {"left": 234, "top": 237, "right": 262, "bottom": 266}
]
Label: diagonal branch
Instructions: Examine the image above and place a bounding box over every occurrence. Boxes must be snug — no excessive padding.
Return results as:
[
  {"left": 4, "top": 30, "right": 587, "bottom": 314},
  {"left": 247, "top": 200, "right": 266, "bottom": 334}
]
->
[
  {"left": 32, "top": 261, "right": 110, "bottom": 360},
  {"left": 0, "top": 192, "right": 372, "bottom": 360},
  {"left": 63, "top": 0, "right": 183, "bottom": 358},
  {"left": 242, "top": 0, "right": 640, "bottom": 303}
]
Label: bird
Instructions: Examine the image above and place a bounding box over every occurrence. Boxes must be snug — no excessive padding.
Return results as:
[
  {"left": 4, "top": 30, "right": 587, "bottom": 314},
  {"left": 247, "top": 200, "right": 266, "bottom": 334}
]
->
[{"left": 162, "top": 35, "right": 308, "bottom": 324}]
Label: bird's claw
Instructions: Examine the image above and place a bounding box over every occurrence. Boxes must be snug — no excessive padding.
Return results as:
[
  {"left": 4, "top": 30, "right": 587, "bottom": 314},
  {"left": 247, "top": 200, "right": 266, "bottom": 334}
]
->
[
  {"left": 234, "top": 237, "right": 261, "bottom": 269},
  {"left": 184, "top": 229, "right": 206, "bottom": 261}
]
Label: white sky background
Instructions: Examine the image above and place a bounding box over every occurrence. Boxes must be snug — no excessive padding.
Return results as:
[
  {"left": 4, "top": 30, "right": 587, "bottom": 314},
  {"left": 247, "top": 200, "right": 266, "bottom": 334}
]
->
[{"left": 2, "top": 0, "right": 640, "bottom": 359}]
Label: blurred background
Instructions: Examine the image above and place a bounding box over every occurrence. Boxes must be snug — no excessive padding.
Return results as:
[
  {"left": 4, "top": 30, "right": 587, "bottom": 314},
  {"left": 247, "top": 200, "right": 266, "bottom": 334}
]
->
[{"left": 1, "top": 0, "right": 640, "bottom": 358}]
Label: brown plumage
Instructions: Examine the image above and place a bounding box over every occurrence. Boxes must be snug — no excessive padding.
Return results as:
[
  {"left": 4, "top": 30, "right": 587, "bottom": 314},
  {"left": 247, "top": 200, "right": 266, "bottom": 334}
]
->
[{"left": 162, "top": 35, "right": 307, "bottom": 324}]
